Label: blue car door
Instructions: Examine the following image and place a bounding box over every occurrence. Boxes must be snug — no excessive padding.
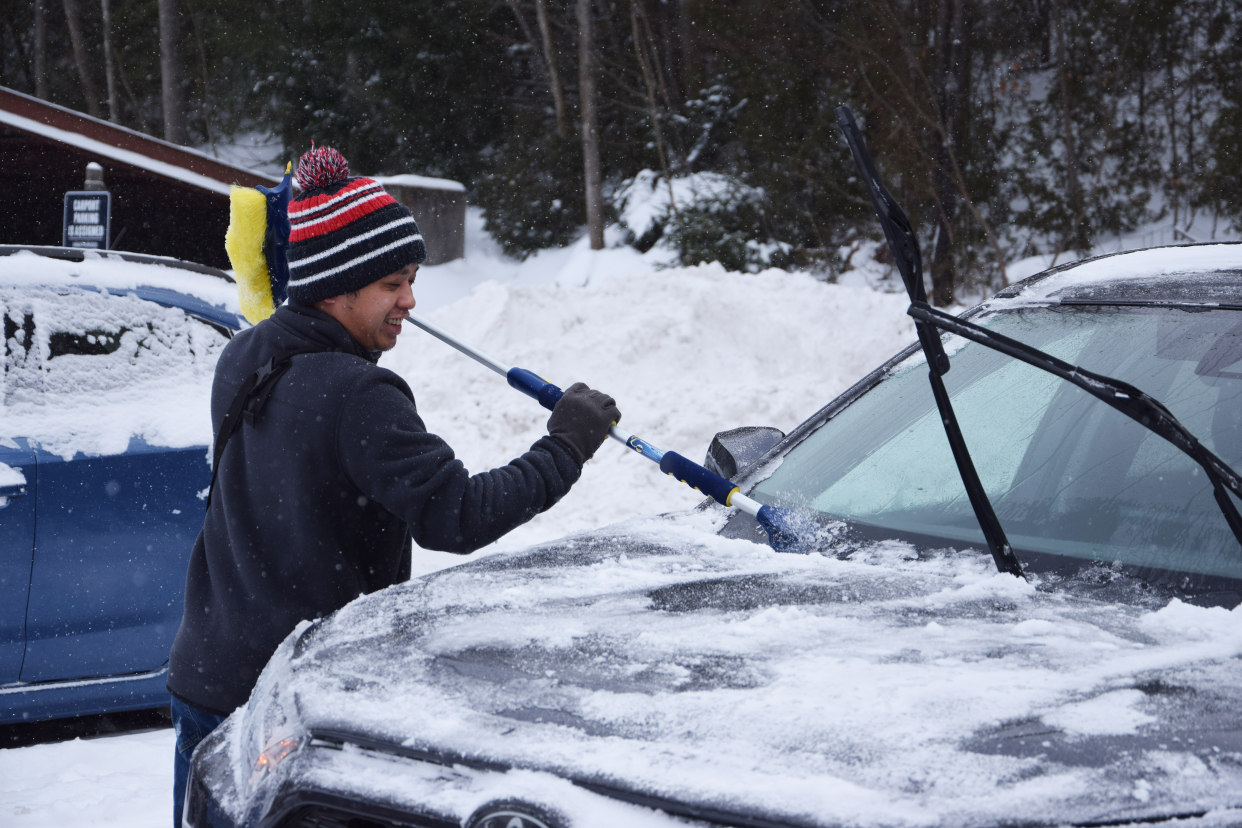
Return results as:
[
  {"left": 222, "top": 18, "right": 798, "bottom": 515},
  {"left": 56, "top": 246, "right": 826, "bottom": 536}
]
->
[
  {"left": 0, "top": 441, "right": 35, "bottom": 684},
  {"left": 2, "top": 298, "right": 37, "bottom": 684},
  {"left": 5, "top": 286, "right": 228, "bottom": 683}
]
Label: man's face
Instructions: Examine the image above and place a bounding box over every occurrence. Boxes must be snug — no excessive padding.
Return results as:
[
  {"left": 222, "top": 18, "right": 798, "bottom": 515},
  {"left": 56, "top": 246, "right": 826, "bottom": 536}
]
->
[{"left": 315, "top": 264, "right": 418, "bottom": 352}]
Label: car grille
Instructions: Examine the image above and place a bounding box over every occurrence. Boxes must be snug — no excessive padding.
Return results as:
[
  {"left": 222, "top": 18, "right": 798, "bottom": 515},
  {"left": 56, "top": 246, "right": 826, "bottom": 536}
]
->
[{"left": 280, "top": 804, "right": 454, "bottom": 828}]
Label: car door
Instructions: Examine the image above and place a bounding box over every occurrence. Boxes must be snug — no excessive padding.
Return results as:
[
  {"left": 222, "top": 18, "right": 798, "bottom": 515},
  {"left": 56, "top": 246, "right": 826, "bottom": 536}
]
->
[
  {"left": 5, "top": 285, "right": 227, "bottom": 682},
  {"left": 0, "top": 442, "right": 34, "bottom": 685},
  {"left": 1, "top": 297, "right": 36, "bottom": 684}
]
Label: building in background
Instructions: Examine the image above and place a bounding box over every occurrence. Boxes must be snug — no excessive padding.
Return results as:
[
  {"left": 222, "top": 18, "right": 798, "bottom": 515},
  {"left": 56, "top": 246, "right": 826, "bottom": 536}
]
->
[
  {"left": 0, "top": 86, "right": 466, "bottom": 271},
  {"left": 371, "top": 175, "right": 467, "bottom": 266}
]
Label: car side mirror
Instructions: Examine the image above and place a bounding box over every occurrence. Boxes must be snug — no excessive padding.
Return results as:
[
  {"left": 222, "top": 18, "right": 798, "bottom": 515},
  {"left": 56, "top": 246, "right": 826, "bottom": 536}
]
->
[{"left": 704, "top": 426, "right": 785, "bottom": 480}]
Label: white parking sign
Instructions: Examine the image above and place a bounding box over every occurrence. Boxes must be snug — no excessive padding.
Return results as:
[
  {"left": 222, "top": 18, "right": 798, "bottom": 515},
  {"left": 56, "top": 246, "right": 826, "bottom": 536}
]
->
[{"left": 63, "top": 191, "right": 111, "bottom": 249}]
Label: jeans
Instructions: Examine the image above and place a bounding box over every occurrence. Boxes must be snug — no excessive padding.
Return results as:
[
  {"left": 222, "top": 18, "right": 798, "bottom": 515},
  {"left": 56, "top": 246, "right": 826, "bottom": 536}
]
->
[{"left": 172, "top": 695, "right": 228, "bottom": 828}]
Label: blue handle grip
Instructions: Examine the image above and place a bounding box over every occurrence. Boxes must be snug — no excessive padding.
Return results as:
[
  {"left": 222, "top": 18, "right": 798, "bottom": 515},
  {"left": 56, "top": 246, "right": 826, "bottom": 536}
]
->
[
  {"left": 658, "top": 451, "right": 738, "bottom": 507},
  {"left": 507, "top": 367, "right": 564, "bottom": 411}
]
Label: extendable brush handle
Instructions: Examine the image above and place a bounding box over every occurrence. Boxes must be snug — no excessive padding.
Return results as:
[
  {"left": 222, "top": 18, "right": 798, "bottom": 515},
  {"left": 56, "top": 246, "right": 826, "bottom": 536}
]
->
[{"left": 403, "top": 313, "right": 806, "bottom": 552}]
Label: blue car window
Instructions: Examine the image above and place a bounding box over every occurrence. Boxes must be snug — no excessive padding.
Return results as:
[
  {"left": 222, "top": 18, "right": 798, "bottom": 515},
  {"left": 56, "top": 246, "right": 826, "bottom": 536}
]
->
[
  {"left": 752, "top": 306, "right": 1242, "bottom": 578},
  {"left": 1, "top": 286, "right": 229, "bottom": 456},
  {"left": 3, "top": 286, "right": 226, "bottom": 398}
]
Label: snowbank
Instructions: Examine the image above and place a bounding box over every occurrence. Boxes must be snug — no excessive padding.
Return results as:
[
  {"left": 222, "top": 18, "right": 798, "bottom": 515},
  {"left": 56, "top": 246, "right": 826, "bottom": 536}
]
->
[{"left": 387, "top": 257, "right": 915, "bottom": 572}]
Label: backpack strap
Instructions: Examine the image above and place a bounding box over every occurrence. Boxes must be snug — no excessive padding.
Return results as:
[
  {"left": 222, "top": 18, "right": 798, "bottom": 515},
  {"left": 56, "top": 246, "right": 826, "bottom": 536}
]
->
[{"left": 205, "top": 349, "right": 313, "bottom": 509}]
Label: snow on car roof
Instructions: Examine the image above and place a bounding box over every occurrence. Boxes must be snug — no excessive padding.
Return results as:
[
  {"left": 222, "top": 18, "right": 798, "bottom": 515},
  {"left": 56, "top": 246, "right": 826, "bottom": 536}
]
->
[
  {"left": 0, "top": 248, "right": 241, "bottom": 314},
  {"left": 987, "top": 242, "right": 1242, "bottom": 309},
  {"left": 236, "top": 510, "right": 1242, "bottom": 828}
]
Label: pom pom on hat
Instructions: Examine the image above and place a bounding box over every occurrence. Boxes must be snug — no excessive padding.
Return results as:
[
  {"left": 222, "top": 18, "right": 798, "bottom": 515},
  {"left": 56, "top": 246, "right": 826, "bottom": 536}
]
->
[{"left": 295, "top": 142, "right": 351, "bottom": 191}]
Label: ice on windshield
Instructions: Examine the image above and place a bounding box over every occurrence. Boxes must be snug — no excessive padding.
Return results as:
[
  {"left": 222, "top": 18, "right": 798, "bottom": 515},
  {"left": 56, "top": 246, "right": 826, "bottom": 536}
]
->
[
  {"left": 2, "top": 285, "right": 227, "bottom": 459},
  {"left": 752, "top": 305, "right": 1242, "bottom": 579}
]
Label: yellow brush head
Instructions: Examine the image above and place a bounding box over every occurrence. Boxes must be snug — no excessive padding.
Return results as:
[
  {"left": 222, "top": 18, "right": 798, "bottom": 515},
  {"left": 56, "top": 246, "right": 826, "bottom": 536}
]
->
[{"left": 225, "top": 185, "right": 276, "bottom": 324}]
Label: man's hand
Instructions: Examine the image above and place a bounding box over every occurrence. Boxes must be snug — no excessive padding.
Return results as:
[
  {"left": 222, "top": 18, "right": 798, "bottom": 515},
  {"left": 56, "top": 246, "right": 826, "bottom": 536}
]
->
[{"left": 547, "top": 382, "right": 622, "bottom": 464}]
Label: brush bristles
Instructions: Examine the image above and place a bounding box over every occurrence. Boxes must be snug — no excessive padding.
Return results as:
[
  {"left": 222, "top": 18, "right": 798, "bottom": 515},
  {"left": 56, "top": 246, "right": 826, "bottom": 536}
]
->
[{"left": 225, "top": 186, "right": 276, "bottom": 324}]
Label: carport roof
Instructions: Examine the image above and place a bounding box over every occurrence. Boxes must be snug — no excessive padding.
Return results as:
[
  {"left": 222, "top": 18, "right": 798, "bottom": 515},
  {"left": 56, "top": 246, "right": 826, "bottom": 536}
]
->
[{"left": 0, "top": 85, "right": 277, "bottom": 194}]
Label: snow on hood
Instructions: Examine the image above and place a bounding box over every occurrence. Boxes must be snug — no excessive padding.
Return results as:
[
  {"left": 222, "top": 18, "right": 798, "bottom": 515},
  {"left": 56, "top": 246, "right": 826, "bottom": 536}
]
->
[{"left": 242, "top": 511, "right": 1242, "bottom": 828}]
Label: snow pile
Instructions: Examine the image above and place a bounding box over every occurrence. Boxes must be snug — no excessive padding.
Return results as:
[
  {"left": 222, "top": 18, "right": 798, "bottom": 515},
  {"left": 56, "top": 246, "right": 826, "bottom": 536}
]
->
[{"left": 384, "top": 262, "right": 915, "bottom": 568}]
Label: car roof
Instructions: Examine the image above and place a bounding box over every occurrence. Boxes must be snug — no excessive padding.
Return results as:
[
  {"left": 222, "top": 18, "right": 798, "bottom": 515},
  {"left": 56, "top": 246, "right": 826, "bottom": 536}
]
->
[
  {"left": 0, "top": 245, "right": 244, "bottom": 330},
  {"left": 989, "top": 241, "right": 1242, "bottom": 308}
]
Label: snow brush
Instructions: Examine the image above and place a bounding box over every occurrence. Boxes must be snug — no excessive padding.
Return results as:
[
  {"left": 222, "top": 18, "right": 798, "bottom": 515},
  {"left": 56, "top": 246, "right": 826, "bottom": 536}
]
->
[
  {"left": 402, "top": 312, "right": 806, "bottom": 552},
  {"left": 225, "top": 163, "right": 294, "bottom": 324}
]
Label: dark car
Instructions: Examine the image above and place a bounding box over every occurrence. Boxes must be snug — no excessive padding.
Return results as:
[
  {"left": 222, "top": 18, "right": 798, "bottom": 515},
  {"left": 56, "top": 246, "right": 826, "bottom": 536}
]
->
[
  {"left": 0, "top": 245, "right": 243, "bottom": 724},
  {"left": 188, "top": 243, "right": 1242, "bottom": 828}
]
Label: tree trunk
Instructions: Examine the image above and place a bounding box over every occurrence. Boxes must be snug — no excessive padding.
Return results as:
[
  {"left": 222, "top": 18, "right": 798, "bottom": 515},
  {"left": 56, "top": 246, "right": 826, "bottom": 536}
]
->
[
  {"left": 929, "top": 0, "right": 968, "bottom": 306},
  {"left": 1051, "top": 0, "right": 1086, "bottom": 254},
  {"left": 577, "top": 0, "right": 604, "bottom": 250},
  {"left": 158, "top": 0, "right": 188, "bottom": 144},
  {"left": 630, "top": 1, "right": 672, "bottom": 185},
  {"left": 534, "top": 0, "right": 569, "bottom": 138},
  {"left": 62, "top": 0, "right": 101, "bottom": 118},
  {"left": 33, "top": 0, "right": 48, "bottom": 99},
  {"left": 101, "top": 0, "right": 119, "bottom": 122}
]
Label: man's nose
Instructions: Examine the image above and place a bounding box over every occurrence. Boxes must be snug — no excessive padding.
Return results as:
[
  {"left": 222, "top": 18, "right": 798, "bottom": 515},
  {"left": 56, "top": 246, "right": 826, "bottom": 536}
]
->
[{"left": 398, "top": 284, "right": 416, "bottom": 308}]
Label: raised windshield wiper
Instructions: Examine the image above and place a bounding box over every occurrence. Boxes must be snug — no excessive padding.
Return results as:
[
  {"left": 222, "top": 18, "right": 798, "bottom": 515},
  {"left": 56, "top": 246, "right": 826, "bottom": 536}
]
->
[
  {"left": 834, "top": 106, "right": 1024, "bottom": 578},
  {"left": 834, "top": 104, "right": 1242, "bottom": 569},
  {"left": 907, "top": 301, "right": 1242, "bottom": 550}
]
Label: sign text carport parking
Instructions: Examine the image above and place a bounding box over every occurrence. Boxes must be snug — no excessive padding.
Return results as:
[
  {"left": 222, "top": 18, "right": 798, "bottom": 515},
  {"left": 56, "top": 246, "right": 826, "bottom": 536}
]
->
[{"left": 63, "top": 192, "right": 111, "bottom": 250}]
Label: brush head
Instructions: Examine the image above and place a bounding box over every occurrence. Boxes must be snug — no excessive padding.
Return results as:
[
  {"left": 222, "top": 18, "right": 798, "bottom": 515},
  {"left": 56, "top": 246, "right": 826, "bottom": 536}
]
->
[{"left": 225, "top": 185, "right": 276, "bottom": 324}]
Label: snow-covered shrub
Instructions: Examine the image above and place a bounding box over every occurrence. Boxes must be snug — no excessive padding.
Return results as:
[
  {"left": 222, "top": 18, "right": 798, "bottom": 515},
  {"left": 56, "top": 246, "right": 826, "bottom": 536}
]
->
[
  {"left": 475, "top": 131, "right": 586, "bottom": 260},
  {"left": 615, "top": 170, "right": 792, "bottom": 273}
]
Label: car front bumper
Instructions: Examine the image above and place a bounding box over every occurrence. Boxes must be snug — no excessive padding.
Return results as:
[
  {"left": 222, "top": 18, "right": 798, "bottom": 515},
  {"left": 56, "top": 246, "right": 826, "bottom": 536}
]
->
[{"left": 185, "top": 727, "right": 736, "bottom": 828}]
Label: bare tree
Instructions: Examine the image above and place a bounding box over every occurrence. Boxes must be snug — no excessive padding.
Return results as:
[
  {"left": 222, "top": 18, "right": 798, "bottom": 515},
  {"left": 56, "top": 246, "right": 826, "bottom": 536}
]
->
[
  {"left": 1050, "top": 0, "right": 1086, "bottom": 254},
  {"left": 578, "top": 0, "right": 605, "bottom": 249},
  {"left": 158, "top": 0, "right": 188, "bottom": 143},
  {"left": 796, "top": 0, "right": 1008, "bottom": 302},
  {"left": 929, "top": 0, "right": 969, "bottom": 305},
  {"left": 101, "top": 0, "right": 119, "bottom": 122},
  {"left": 33, "top": 0, "right": 48, "bottom": 99},
  {"left": 534, "top": 0, "right": 569, "bottom": 138},
  {"left": 62, "top": 0, "right": 101, "bottom": 118}
]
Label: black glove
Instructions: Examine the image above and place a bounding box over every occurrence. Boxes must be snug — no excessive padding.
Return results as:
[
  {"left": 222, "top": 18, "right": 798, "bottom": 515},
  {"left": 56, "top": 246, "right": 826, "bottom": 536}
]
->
[{"left": 547, "top": 382, "right": 622, "bottom": 464}]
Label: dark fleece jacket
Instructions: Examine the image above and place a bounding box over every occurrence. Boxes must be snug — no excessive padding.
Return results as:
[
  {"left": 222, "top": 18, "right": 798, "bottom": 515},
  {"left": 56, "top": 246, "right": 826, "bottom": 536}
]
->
[{"left": 168, "top": 302, "right": 581, "bottom": 714}]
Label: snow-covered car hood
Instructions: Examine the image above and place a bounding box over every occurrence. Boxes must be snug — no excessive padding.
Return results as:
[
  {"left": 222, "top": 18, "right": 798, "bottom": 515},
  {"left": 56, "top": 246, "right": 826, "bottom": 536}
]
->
[{"left": 222, "top": 510, "right": 1242, "bottom": 827}]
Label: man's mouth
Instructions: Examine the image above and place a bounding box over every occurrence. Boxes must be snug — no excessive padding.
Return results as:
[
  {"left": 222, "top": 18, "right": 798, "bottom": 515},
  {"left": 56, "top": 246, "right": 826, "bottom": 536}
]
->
[{"left": 385, "top": 315, "right": 407, "bottom": 328}]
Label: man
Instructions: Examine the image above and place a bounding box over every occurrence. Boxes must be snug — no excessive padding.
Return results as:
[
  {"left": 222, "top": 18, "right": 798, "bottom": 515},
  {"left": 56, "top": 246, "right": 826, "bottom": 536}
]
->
[{"left": 167, "top": 146, "right": 620, "bottom": 824}]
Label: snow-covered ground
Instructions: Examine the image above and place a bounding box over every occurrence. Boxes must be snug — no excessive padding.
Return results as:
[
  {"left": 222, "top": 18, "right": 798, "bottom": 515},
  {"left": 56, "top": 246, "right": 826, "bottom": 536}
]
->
[
  {"left": 5, "top": 205, "right": 1236, "bottom": 826},
  {"left": 0, "top": 211, "right": 920, "bottom": 826}
]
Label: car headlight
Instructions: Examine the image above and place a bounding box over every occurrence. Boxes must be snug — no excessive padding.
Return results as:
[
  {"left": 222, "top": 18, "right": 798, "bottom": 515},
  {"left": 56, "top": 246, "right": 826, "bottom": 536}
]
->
[
  {"left": 242, "top": 691, "right": 304, "bottom": 790},
  {"left": 248, "top": 728, "right": 302, "bottom": 786}
]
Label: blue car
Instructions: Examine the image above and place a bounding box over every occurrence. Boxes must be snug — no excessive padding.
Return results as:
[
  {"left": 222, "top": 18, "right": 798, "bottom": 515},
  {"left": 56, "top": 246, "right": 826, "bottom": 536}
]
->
[{"left": 0, "top": 245, "right": 243, "bottom": 724}]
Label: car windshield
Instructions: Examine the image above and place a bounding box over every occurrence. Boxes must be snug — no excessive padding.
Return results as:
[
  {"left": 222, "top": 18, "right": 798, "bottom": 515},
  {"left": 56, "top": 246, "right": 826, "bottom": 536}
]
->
[{"left": 751, "top": 304, "right": 1242, "bottom": 579}]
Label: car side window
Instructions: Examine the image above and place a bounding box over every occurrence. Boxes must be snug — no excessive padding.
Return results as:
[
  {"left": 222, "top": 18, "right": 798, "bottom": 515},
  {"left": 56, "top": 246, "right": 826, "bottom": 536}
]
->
[
  {"left": 3, "top": 297, "right": 36, "bottom": 408},
  {"left": 1, "top": 287, "right": 229, "bottom": 449}
]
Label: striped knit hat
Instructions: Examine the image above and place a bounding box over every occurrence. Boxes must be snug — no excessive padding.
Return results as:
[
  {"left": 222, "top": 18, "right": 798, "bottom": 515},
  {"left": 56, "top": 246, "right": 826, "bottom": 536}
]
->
[{"left": 285, "top": 145, "right": 426, "bottom": 305}]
